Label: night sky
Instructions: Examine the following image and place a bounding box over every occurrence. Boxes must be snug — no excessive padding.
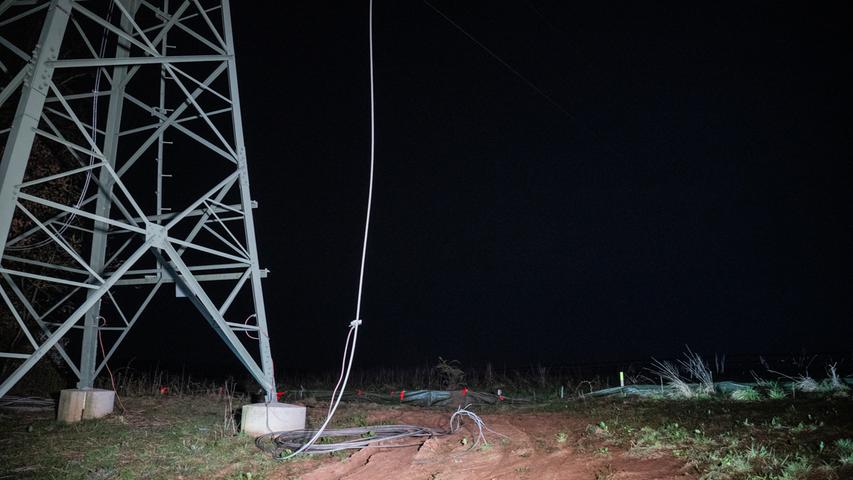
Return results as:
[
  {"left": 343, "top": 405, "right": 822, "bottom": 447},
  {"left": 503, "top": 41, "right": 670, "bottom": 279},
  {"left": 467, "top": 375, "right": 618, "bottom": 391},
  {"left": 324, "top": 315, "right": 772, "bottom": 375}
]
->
[{"left": 125, "top": 1, "right": 851, "bottom": 374}]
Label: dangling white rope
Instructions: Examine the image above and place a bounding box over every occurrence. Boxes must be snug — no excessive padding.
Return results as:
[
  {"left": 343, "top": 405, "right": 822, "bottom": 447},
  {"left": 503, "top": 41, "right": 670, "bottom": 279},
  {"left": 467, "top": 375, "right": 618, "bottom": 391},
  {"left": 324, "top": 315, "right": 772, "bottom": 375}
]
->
[
  {"left": 275, "top": 0, "right": 376, "bottom": 459},
  {"left": 356, "top": 0, "right": 376, "bottom": 325}
]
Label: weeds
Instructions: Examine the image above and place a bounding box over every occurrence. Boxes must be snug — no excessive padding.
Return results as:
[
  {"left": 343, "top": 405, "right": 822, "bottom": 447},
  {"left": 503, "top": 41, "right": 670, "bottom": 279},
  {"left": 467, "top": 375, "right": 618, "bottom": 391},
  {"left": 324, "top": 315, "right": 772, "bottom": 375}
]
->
[
  {"left": 0, "top": 395, "right": 279, "bottom": 479},
  {"left": 679, "top": 347, "right": 714, "bottom": 395},
  {"left": 616, "top": 394, "right": 853, "bottom": 480},
  {"left": 836, "top": 438, "right": 853, "bottom": 464},
  {"left": 821, "top": 363, "right": 849, "bottom": 393},
  {"left": 762, "top": 360, "right": 849, "bottom": 396},
  {"left": 793, "top": 375, "right": 819, "bottom": 393},
  {"left": 648, "top": 359, "right": 693, "bottom": 398},
  {"left": 433, "top": 357, "right": 466, "bottom": 390},
  {"left": 219, "top": 379, "right": 238, "bottom": 438},
  {"left": 2, "top": 382, "right": 851, "bottom": 479},
  {"left": 730, "top": 386, "right": 760, "bottom": 401},
  {"left": 767, "top": 382, "right": 788, "bottom": 399},
  {"left": 648, "top": 347, "right": 714, "bottom": 398}
]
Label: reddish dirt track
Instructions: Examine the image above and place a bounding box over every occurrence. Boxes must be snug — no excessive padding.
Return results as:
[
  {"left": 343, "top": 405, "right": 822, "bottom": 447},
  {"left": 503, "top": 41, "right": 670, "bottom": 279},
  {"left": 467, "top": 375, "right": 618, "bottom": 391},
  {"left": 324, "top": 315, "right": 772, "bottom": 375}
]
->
[{"left": 272, "top": 406, "right": 693, "bottom": 480}]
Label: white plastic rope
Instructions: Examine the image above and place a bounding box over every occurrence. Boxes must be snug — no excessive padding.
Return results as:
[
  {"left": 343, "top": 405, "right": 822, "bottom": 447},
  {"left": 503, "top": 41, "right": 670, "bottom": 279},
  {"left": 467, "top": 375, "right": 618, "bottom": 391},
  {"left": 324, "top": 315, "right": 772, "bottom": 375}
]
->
[
  {"left": 275, "top": 0, "right": 375, "bottom": 459},
  {"left": 356, "top": 0, "right": 376, "bottom": 324}
]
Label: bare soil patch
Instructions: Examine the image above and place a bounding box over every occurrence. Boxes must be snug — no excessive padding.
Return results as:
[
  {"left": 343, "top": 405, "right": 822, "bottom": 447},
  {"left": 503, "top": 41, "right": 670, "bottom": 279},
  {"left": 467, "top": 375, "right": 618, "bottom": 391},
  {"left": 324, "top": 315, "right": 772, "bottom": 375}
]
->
[{"left": 270, "top": 405, "right": 691, "bottom": 480}]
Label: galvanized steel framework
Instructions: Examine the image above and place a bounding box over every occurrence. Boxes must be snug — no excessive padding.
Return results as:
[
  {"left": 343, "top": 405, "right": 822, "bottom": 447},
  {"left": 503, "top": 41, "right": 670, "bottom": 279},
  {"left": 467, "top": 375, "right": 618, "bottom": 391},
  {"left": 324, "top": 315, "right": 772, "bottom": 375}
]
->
[{"left": 0, "top": 0, "right": 277, "bottom": 400}]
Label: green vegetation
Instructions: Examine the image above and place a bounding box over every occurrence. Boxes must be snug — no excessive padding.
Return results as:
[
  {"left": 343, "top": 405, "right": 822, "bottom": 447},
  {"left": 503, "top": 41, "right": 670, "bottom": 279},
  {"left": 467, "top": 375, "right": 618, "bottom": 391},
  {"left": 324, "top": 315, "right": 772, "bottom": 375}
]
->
[
  {"left": 553, "top": 394, "right": 853, "bottom": 480},
  {"left": 2, "top": 387, "right": 852, "bottom": 479},
  {"left": 0, "top": 396, "right": 289, "bottom": 479},
  {"left": 836, "top": 438, "right": 853, "bottom": 464},
  {"left": 766, "top": 382, "right": 788, "bottom": 400},
  {"left": 1, "top": 354, "right": 850, "bottom": 479},
  {"left": 730, "top": 387, "right": 760, "bottom": 401}
]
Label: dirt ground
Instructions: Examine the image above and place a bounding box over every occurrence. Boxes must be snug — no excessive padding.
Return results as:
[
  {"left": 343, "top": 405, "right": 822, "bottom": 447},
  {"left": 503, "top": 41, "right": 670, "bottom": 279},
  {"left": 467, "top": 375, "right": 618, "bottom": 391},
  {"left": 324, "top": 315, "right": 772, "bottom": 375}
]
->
[
  {"left": 3, "top": 394, "right": 850, "bottom": 479},
  {"left": 272, "top": 406, "right": 692, "bottom": 480}
]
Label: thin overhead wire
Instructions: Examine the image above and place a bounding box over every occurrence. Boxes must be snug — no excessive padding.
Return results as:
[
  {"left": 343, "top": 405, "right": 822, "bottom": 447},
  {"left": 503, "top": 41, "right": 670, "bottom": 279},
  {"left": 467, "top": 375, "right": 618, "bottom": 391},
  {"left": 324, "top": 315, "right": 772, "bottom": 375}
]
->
[
  {"left": 423, "top": 1, "right": 578, "bottom": 124},
  {"left": 524, "top": 1, "right": 565, "bottom": 39},
  {"left": 423, "top": 1, "right": 624, "bottom": 158}
]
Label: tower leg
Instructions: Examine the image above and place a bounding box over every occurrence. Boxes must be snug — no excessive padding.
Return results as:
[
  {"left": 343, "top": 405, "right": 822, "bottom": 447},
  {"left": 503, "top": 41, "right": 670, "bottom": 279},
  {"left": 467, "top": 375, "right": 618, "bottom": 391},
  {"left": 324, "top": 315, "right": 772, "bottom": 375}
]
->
[
  {"left": 222, "top": 0, "right": 277, "bottom": 402},
  {"left": 78, "top": 2, "right": 140, "bottom": 389},
  {"left": 0, "top": 0, "right": 71, "bottom": 249},
  {"left": 0, "top": 0, "right": 72, "bottom": 397}
]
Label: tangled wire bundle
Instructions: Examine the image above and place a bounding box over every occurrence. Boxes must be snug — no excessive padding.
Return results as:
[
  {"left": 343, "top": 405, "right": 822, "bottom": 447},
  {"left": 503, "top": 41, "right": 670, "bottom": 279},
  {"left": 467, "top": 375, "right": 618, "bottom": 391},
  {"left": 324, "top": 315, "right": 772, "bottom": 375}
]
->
[
  {"left": 256, "top": 424, "right": 438, "bottom": 457},
  {"left": 0, "top": 395, "right": 54, "bottom": 410},
  {"left": 256, "top": 406, "right": 508, "bottom": 459}
]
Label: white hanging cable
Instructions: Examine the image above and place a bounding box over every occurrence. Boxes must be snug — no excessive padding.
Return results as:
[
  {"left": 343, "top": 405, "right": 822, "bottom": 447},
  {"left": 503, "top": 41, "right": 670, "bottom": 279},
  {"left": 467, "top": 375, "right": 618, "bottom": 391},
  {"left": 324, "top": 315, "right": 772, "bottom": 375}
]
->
[
  {"left": 355, "top": 0, "right": 376, "bottom": 327},
  {"left": 7, "top": 2, "right": 115, "bottom": 251},
  {"left": 275, "top": 0, "right": 376, "bottom": 459},
  {"left": 326, "top": 325, "right": 355, "bottom": 417}
]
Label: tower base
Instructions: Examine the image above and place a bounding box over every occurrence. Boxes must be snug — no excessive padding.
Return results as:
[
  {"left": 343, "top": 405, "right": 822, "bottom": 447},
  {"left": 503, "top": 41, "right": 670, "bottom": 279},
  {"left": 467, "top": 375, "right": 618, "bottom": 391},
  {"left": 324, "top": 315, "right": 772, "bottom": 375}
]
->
[
  {"left": 241, "top": 402, "right": 306, "bottom": 436},
  {"left": 57, "top": 389, "right": 115, "bottom": 423}
]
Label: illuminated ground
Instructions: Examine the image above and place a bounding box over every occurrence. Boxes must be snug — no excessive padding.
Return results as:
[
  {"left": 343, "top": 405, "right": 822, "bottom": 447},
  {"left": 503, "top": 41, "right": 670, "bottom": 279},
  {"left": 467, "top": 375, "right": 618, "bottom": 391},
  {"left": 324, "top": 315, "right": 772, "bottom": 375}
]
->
[{"left": 1, "top": 393, "right": 851, "bottom": 479}]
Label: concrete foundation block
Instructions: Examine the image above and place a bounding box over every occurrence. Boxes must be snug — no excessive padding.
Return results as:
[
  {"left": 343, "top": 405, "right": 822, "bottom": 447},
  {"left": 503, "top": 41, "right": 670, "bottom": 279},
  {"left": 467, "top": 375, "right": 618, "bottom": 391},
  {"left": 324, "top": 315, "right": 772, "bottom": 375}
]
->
[
  {"left": 57, "top": 389, "right": 87, "bottom": 423},
  {"left": 57, "top": 389, "right": 115, "bottom": 423},
  {"left": 241, "top": 402, "right": 306, "bottom": 436},
  {"left": 82, "top": 389, "right": 116, "bottom": 419}
]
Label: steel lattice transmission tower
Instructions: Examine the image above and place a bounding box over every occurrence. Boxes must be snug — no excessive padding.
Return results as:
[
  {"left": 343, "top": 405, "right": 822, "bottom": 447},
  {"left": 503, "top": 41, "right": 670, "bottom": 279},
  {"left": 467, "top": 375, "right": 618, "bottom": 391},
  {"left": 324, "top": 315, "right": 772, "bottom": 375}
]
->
[{"left": 0, "top": 0, "right": 277, "bottom": 400}]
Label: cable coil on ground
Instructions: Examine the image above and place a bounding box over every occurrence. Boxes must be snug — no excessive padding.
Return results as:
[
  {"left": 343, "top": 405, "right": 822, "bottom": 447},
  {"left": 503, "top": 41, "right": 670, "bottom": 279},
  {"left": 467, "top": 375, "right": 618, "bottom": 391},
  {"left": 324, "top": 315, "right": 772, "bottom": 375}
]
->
[
  {"left": 256, "top": 424, "right": 439, "bottom": 457},
  {"left": 0, "top": 395, "right": 55, "bottom": 410},
  {"left": 256, "top": 405, "right": 508, "bottom": 458}
]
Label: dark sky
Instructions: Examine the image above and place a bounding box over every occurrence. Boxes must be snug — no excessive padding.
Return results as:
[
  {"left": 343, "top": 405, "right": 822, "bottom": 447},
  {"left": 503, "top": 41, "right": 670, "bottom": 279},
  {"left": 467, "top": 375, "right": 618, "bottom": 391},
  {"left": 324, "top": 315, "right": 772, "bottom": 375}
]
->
[{"left": 124, "top": 1, "right": 852, "bottom": 373}]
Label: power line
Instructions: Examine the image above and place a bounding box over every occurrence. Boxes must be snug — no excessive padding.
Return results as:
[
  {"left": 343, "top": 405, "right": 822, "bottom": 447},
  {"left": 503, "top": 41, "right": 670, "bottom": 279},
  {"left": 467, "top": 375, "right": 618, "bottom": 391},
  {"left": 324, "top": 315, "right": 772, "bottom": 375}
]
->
[
  {"left": 423, "top": 1, "right": 625, "bottom": 159},
  {"left": 423, "top": 1, "right": 578, "bottom": 123}
]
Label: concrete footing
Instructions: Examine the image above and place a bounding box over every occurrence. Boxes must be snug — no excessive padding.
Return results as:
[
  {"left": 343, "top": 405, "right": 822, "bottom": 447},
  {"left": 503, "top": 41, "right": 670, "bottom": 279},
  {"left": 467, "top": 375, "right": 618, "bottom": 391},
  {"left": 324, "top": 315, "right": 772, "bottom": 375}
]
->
[
  {"left": 57, "top": 389, "right": 115, "bottom": 423},
  {"left": 241, "top": 402, "right": 306, "bottom": 436}
]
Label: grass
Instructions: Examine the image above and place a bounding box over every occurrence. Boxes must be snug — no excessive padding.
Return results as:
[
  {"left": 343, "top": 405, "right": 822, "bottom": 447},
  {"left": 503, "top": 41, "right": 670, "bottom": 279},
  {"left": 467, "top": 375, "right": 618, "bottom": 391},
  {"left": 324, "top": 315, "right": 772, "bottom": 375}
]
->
[
  {"left": 551, "top": 394, "right": 853, "bottom": 480},
  {"left": 2, "top": 387, "right": 852, "bottom": 479},
  {"left": 793, "top": 375, "right": 820, "bottom": 393},
  {"left": 767, "top": 382, "right": 788, "bottom": 400},
  {"left": 679, "top": 347, "right": 715, "bottom": 395},
  {"left": 730, "top": 386, "right": 760, "bottom": 401},
  {"left": 647, "top": 347, "right": 716, "bottom": 398},
  {"left": 836, "top": 438, "right": 853, "bottom": 464},
  {"left": 0, "top": 395, "right": 292, "bottom": 479},
  {"left": 3, "top": 352, "right": 850, "bottom": 479},
  {"left": 648, "top": 358, "right": 694, "bottom": 397}
]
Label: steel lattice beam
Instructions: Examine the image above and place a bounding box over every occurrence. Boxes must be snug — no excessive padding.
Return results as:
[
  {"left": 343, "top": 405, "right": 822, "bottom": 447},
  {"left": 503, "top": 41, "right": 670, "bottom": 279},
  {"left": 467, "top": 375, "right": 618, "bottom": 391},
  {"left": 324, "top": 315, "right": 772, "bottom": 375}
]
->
[{"left": 0, "top": 0, "right": 278, "bottom": 401}]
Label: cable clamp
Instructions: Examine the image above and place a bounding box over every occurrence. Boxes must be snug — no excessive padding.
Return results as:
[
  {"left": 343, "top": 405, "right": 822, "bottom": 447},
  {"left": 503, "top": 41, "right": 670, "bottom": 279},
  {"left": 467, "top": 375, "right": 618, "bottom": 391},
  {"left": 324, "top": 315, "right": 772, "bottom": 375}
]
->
[{"left": 350, "top": 319, "right": 363, "bottom": 327}]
